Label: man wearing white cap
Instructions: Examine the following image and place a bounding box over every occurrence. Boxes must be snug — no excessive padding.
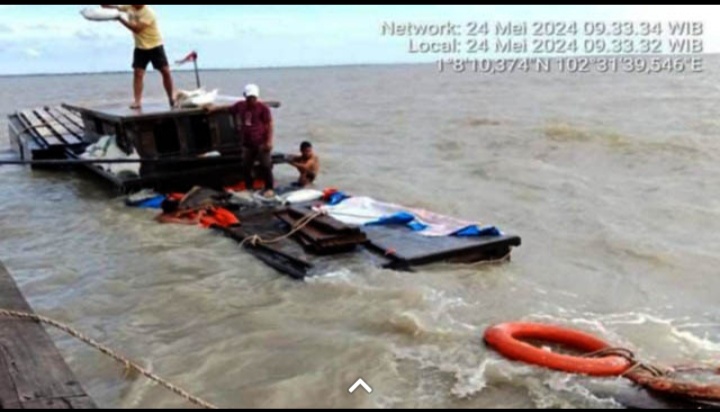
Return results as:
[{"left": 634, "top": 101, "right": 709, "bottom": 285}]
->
[{"left": 229, "top": 84, "right": 275, "bottom": 197}]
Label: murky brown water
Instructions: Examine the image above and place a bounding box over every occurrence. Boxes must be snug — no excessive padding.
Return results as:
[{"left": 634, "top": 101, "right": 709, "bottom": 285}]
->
[{"left": 1, "top": 62, "right": 719, "bottom": 408}]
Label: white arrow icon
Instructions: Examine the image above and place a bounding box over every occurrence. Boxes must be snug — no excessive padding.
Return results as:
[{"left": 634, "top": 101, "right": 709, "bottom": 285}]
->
[{"left": 348, "top": 378, "right": 373, "bottom": 394}]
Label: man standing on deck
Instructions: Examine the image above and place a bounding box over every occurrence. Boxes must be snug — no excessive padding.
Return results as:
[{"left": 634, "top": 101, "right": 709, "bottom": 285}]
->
[
  {"left": 205, "top": 84, "right": 275, "bottom": 197},
  {"left": 230, "top": 84, "right": 276, "bottom": 198},
  {"left": 101, "top": 5, "right": 175, "bottom": 109}
]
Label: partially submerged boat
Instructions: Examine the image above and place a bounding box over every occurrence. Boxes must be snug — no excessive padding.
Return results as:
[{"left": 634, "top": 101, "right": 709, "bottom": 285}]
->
[
  {"left": 7, "top": 100, "right": 522, "bottom": 279},
  {"left": 9, "top": 98, "right": 283, "bottom": 192}
]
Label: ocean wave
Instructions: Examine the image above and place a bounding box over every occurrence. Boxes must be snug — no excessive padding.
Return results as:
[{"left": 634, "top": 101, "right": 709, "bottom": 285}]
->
[{"left": 530, "top": 311, "right": 720, "bottom": 358}]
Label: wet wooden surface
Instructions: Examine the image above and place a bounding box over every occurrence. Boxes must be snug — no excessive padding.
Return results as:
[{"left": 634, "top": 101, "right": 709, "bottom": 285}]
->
[
  {"left": 363, "top": 225, "right": 522, "bottom": 266},
  {"left": 0, "top": 262, "right": 96, "bottom": 409}
]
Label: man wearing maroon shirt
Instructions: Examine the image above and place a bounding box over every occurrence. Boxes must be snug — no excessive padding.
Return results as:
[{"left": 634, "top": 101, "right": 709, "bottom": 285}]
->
[{"left": 211, "top": 84, "right": 275, "bottom": 197}]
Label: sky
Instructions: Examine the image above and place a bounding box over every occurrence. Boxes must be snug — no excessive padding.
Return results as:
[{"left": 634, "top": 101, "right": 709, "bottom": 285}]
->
[{"left": 0, "top": 5, "right": 719, "bottom": 75}]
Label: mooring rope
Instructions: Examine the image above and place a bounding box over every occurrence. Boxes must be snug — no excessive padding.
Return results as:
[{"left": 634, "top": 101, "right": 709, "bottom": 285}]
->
[
  {"left": 0, "top": 309, "right": 218, "bottom": 409},
  {"left": 582, "top": 346, "right": 670, "bottom": 378},
  {"left": 240, "top": 210, "right": 326, "bottom": 248}
]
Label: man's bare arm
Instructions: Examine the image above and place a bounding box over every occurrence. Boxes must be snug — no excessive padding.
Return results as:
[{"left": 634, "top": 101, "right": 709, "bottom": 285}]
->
[{"left": 291, "top": 159, "right": 312, "bottom": 173}]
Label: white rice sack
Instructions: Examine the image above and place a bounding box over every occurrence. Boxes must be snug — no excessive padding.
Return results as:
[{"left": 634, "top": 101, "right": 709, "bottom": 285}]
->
[{"left": 80, "top": 7, "right": 121, "bottom": 22}]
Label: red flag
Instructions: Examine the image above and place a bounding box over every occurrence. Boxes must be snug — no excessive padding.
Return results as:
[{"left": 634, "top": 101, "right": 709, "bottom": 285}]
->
[{"left": 176, "top": 51, "right": 198, "bottom": 66}]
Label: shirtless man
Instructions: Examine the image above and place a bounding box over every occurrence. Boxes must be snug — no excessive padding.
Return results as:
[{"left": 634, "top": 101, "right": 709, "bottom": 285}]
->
[{"left": 288, "top": 141, "right": 320, "bottom": 187}]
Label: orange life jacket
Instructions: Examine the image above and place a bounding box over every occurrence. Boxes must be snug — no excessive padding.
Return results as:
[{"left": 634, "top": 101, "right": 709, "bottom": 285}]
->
[{"left": 199, "top": 207, "right": 240, "bottom": 229}]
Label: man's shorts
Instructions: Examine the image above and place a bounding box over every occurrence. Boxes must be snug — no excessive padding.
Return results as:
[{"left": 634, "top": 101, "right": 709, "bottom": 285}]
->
[{"left": 133, "top": 45, "right": 169, "bottom": 70}]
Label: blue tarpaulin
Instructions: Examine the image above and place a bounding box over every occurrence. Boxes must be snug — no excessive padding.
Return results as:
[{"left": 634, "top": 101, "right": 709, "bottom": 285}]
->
[
  {"left": 126, "top": 195, "right": 166, "bottom": 209},
  {"left": 366, "top": 210, "right": 501, "bottom": 238}
]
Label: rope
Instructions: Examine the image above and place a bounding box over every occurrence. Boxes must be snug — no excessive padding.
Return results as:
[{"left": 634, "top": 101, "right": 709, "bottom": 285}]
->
[
  {"left": 582, "top": 346, "right": 670, "bottom": 378},
  {"left": 0, "top": 309, "right": 218, "bottom": 409},
  {"left": 240, "top": 210, "right": 326, "bottom": 248}
]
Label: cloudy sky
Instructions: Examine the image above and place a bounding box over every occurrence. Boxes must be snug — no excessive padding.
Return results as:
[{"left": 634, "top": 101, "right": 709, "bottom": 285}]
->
[{"left": 0, "top": 5, "right": 718, "bottom": 75}]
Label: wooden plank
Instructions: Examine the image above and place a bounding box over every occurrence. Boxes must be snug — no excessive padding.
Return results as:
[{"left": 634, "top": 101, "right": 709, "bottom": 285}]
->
[
  {"left": 363, "top": 226, "right": 521, "bottom": 266},
  {"left": 224, "top": 226, "right": 312, "bottom": 269},
  {"left": 34, "top": 109, "right": 80, "bottom": 145},
  {"left": 19, "top": 110, "right": 63, "bottom": 147},
  {"left": 12, "top": 113, "right": 48, "bottom": 150},
  {"left": 46, "top": 108, "right": 84, "bottom": 137},
  {"left": 34, "top": 109, "right": 82, "bottom": 145},
  {"left": 9, "top": 115, "right": 45, "bottom": 158},
  {"left": 276, "top": 212, "right": 367, "bottom": 248},
  {"left": 275, "top": 212, "right": 366, "bottom": 255},
  {"left": 21, "top": 396, "right": 96, "bottom": 409},
  {"left": 287, "top": 206, "right": 356, "bottom": 233},
  {"left": 219, "top": 226, "right": 311, "bottom": 280},
  {"left": 275, "top": 212, "right": 343, "bottom": 242},
  {"left": 55, "top": 107, "right": 84, "bottom": 130},
  {"left": 0, "top": 347, "right": 21, "bottom": 409},
  {"left": 0, "top": 262, "right": 96, "bottom": 409}
]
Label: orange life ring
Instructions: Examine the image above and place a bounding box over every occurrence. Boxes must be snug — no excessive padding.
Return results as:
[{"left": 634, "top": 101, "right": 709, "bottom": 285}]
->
[{"left": 484, "top": 322, "right": 633, "bottom": 377}]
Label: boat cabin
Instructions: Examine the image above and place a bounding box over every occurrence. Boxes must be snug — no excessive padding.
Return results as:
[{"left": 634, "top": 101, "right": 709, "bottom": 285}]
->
[{"left": 8, "top": 98, "right": 283, "bottom": 192}]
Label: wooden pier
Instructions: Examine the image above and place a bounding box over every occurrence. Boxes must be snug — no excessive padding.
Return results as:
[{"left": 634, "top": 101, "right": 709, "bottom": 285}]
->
[{"left": 0, "top": 263, "right": 95, "bottom": 409}]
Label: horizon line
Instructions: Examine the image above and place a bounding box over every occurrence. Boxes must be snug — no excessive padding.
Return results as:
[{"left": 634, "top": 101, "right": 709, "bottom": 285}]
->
[{"left": 0, "top": 61, "right": 429, "bottom": 78}]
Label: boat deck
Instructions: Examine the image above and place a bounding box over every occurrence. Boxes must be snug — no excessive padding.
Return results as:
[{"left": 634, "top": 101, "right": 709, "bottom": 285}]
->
[{"left": 8, "top": 102, "right": 287, "bottom": 193}]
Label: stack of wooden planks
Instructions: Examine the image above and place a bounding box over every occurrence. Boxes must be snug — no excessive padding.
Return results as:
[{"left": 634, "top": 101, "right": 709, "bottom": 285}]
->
[{"left": 276, "top": 206, "right": 367, "bottom": 255}]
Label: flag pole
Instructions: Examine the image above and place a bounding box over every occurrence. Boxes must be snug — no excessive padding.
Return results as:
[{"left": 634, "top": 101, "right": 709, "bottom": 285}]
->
[{"left": 193, "top": 57, "right": 201, "bottom": 88}]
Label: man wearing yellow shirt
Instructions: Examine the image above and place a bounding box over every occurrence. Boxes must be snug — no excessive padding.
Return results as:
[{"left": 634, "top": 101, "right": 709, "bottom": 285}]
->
[{"left": 101, "top": 5, "right": 175, "bottom": 109}]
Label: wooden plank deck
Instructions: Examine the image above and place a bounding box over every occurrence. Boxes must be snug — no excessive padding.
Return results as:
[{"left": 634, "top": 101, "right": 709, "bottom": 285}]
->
[
  {"left": 0, "top": 263, "right": 96, "bottom": 409},
  {"left": 54, "top": 107, "right": 84, "bottom": 130},
  {"left": 46, "top": 108, "right": 85, "bottom": 139},
  {"left": 33, "top": 108, "right": 82, "bottom": 146},
  {"left": 19, "top": 110, "right": 63, "bottom": 147},
  {"left": 11, "top": 112, "right": 48, "bottom": 150},
  {"left": 8, "top": 115, "right": 45, "bottom": 160}
]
